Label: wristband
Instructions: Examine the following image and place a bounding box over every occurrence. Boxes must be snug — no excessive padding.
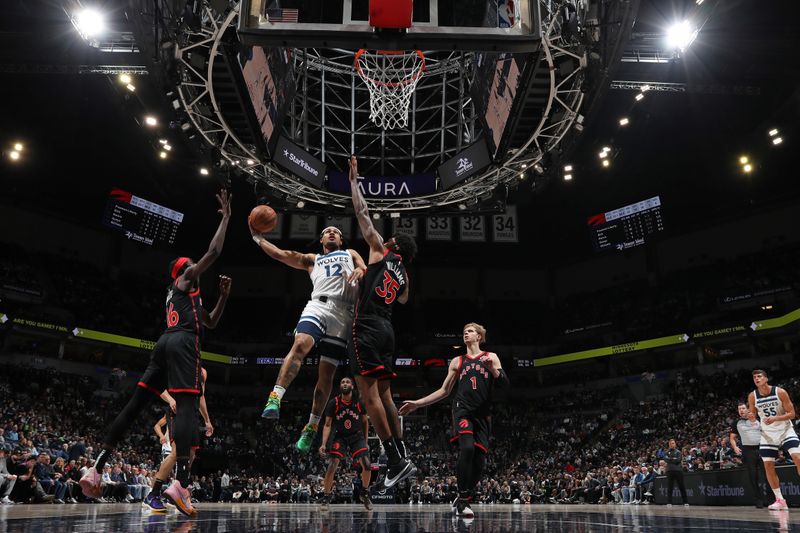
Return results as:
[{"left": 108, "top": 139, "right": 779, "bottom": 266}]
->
[{"left": 253, "top": 235, "right": 263, "bottom": 245}]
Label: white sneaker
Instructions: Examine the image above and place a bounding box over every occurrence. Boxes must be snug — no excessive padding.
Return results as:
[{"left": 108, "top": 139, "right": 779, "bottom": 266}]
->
[
  {"left": 666, "top": 503, "right": 672, "bottom": 507},
  {"left": 768, "top": 498, "right": 788, "bottom": 511},
  {"left": 1, "top": 496, "right": 13, "bottom": 504}
]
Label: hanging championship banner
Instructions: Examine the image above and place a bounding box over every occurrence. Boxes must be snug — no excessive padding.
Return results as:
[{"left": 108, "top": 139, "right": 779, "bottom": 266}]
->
[
  {"left": 492, "top": 205, "right": 518, "bottom": 243},
  {"left": 324, "top": 215, "right": 353, "bottom": 240},
  {"left": 289, "top": 214, "right": 318, "bottom": 239},
  {"left": 426, "top": 217, "right": 452, "bottom": 241},
  {"left": 392, "top": 217, "right": 418, "bottom": 238},
  {"left": 264, "top": 212, "right": 283, "bottom": 239},
  {"left": 459, "top": 215, "right": 486, "bottom": 242}
]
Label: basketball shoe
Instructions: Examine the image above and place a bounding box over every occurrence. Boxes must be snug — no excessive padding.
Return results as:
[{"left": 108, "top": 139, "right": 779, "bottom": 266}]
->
[
  {"left": 79, "top": 468, "right": 102, "bottom": 499},
  {"left": 768, "top": 498, "right": 788, "bottom": 511},
  {"left": 143, "top": 493, "right": 166, "bottom": 513},
  {"left": 163, "top": 483, "right": 196, "bottom": 516},
  {"left": 261, "top": 392, "right": 281, "bottom": 419},
  {"left": 384, "top": 459, "right": 417, "bottom": 489},
  {"left": 295, "top": 424, "right": 318, "bottom": 453}
]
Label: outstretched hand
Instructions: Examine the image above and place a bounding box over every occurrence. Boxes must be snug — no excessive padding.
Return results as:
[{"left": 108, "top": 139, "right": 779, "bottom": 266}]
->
[
  {"left": 348, "top": 155, "right": 358, "bottom": 183},
  {"left": 398, "top": 400, "right": 420, "bottom": 416},
  {"left": 217, "top": 189, "right": 232, "bottom": 218}
]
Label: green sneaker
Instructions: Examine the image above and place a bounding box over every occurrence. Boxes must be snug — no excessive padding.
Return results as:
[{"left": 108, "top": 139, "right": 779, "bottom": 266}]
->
[
  {"left": 295, "top": 423, "right": 319, "bottom": 453},
  {"left": 261, "top": 392, "right": 281, "bottom": 419}
]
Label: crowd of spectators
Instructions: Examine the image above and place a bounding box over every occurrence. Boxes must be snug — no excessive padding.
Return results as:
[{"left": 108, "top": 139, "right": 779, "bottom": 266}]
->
[{"left": 3, "top": 359, "right": 799, "bottom": 507}]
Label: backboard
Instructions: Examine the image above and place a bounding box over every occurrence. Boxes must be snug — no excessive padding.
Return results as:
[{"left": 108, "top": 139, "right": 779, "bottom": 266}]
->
[{"left": 238, "top": 0, "right": 541, "bottom": 52}]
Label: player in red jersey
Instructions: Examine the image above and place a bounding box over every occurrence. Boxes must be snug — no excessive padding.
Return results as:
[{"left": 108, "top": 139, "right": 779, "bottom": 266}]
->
[
  {"left": 348, "top": 155, "right": 418, "bottom": 489},
  {"left": 400, "top": 323, "right": 509, "bottom": 518},
  {"left": 80, "top": 190, "right": 232, "bottom": 517}
]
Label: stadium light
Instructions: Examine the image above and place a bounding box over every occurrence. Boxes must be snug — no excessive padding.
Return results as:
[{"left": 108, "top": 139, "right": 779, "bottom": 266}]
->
[
  {"left": 9, "top": 151, "right": 20, "bottom": 161},
  {"left": 635, "top": 93, "right": 644, "bottom": 102},
  {"left": 768, "top": 128, "right": 779, "bottom": 137},
  {"left": 13, "top": 143, "right": 23, "bottom": 152},
  {"left": 159, "top": 139, "right": 168, "bottom": 145},
  {"left": 164, "top": 144, "right": 172, "bottom": 151},
  {"left": 564, "top": 165, "right": 573, "bottom": 172},
  {"left": 246, "top": 159, "right": 255, "bottom": 165},
  {"left": 74, "top": 9, "right": 106, "bottom": 38},
  {"left": 564, "top": 174, "right": 573, "bottom": 181},
  {"left": 199, "top": 167, "right": 209, "bottom": 176},
  {"left": 159, "top": 151, "right": 167, "bottom": 159},
  {"left": 119, "top": 74, "right": 132, "bottom": 85},
  {"left": 126, "top": 84, "right": 136, "bottom": 92},
  {"left": 619, "top": 117, "right": 630, "bottom": 126},
  {"left": 599, "top": 151, "right": 608, "bottom": 159},
  {"left": 772, "top": 137, "right": 783, "bottom": 146},
  {"left": 739, "top": 156, "right": 749, "bottom": 165},
  {"left": 144, "top": 116, "right": 157, "bottom": 127},
  {"left": 743, "top": 163, "right": 753, "bottom": 173},
  {"left": 602, "top": 159, "right": 610, "bottom": 168},
  {"left": 666, "top": 20, "right": 698, "bottom": 51}
]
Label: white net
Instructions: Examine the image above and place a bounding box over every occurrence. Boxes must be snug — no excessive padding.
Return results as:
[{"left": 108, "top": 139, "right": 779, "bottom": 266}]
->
[{"left": 355, "top": 49, "right": 426, "bottom": 130}]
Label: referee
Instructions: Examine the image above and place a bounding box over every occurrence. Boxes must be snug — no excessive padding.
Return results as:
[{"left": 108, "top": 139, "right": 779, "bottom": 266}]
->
[{"left": 730, "top": 401, "right": 765, "bottom": 508}]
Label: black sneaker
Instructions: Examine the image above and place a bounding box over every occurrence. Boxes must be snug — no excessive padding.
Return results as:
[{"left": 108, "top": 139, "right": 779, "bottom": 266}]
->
[
  {"left": 456, "top": 498, "right": 474, "bottom": 518},
  {"left": 383, "top": 459, "right": 417, "bottom": 489},
  {"left": 360, "top": 492, "right": 373, "bottom": 511}
]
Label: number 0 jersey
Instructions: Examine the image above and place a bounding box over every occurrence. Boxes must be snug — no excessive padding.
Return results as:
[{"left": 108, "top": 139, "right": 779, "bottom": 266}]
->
[
  {"left": 454, "top": 352, "right": 494, "bottom": 417},
  {"left": 356, "top": 250, "right": 407, "bottom": 321},
  {"left": 310, "top": 250, "right": 358, "bottom": 303},
  {"left": 164, "top": 282, "right": 204, "bottom": 339}
]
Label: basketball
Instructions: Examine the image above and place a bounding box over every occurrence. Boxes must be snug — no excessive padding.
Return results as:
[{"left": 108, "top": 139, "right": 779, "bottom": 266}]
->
[{"left": 249, "top": 205, "right": 277, "bottom": 233}]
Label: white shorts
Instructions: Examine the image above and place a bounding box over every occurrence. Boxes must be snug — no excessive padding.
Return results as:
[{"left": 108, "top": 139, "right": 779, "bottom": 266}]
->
[
  {"left": 760, "top": 425, "right": 800, "bottom": 461},
  {"left": 295, "top": 298, "right": 353, "bottom": 365}
]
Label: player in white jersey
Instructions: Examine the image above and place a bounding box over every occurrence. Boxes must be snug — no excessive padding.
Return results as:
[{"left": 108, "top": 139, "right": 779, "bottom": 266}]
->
[
  {"left": 251, "top": 223, "right": 367, "bottom": 452},
  {"left": 748, "top": 368, "right": 800, "bottom": 510}
]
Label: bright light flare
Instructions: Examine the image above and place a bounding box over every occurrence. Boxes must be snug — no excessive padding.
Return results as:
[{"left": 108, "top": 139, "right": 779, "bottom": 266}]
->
[
  {"left": 743, "top": 163, "right": 753, "bottom": 173},
  {"left": 602, "top": 160, "right": 610, "bottom": 168},
  {"left": 119, "top": 74, "right": 132, "bottom": 84},
  {"left": 564, "top": 174, "right": 573, "bottom": 181},
  {"left": 75, "top": 9, "right": 106, "bottom": 38},
  {"left": 144, "top": 116, "right": 157, "bottom": 127},
  {"left": 772, "top": 137, "right": 783, "bottom": 146},
  {"left": 619, "top": 117, "right": 630, "bottom": 126},
  {"left": 666, "top": 20, "right": 698, "bottom": 51},
  {"left": 159, "top": 151, "right": 168, "bottom": 159},
  {"left": 635, "top": 93, "right": 644, "bottom": 102},
  {"left": 9, "top": 151, "right": 20, "bottom": 161},
  {"left": 564, "top": 165, "right": 573, "bottom": 172},
  {"left": 199, "top": 167, "right": 209, "bottom": 176},
  {"left": 739, "top": 156, "right": 749, "bottom": 165},
  {"left": 768, "top": 128, "right": 779, "bottom": 137},
  {"left": 13, "top": 143, "right": 23, "bottom": 152}
]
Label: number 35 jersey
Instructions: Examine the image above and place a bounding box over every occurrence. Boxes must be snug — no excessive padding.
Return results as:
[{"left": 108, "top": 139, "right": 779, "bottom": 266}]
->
[
  {"left": 310, "top": 250, "right": 358, "bottom": 304},
  {"left": 356, "top": 250, "right": 407, "bottom": 321}
]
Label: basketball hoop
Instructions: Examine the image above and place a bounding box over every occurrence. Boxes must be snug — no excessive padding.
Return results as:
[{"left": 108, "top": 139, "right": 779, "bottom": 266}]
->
[{"left": 355, "top": 49, "right": 426, "bottom": 130}]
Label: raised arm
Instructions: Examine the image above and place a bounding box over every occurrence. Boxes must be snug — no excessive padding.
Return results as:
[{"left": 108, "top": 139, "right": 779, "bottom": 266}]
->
[
  {"left": 348, "top": 155, "right": 385, "bottom": 263},
  {"left": 203, "top": 275, "right": 232, "bottom": 329},
  {"left": 180, "top": 190, "right": 231, "bottom": 288},
  {"left": 399, "top": 357, "right": 460, "bottom": 415},
  {"left": 250, "top": 222, "right": 315, "bottom": 272}
]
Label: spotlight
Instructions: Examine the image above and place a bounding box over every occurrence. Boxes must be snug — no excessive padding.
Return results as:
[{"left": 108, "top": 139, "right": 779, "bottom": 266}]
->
[
  {"left": 181, "top": 122, "right": 191, "bottom": 132},
  {"left": 13, "top": 143, "right": 23, "bottom": 152},
  {"left": 533, "top": 163, "right": 544, "bottom": 174},
  {"left": 599, "top": 151, "right": 608, "bottom": 159},
  {"left": 602, "top": 159, "right": 610, "bottom": 168},
  {"left": 519, "top": 173, "right": 524, "bottom": 178},
  {"left": 666, "top": 20, "right": 698, "bottom": 51},
  {"left": 159, "top": 151, "right": 168, "bottom": 159},
  {"left": 145, "top": 116, "right": 158, "bottom": 127},
  {"left": 739, "top": 156, "right": 749, "bottom": 165},
  {"left": 372, "top": 213, "right": 381, "bottom": 220},
  {"left": 743, "top": 163, "right": 753, "bottom": 173},
  {"left": 74, "top": 9, "right": 106, "bottom": 38},
  {"left": 602, "top": 146, "right": 611, "bottom": 152},
  {"left": 619, "top": 117, "right": 629, "bottom": 126},
  {"left": 768, "top": 128, "right": 779, "bottom": 137},
  {"left": 297, "top": 201, "right": 305, "bottom": 209},
  {"left": 164, "top": 144, "right": 172, "bottom": 151},
  {"left": 247, "top": 159, "right": 255, "bottom": 165},
  {"left": 458, "top": 203, "right": 467, "bottom": 210},
  {"left": 772, "top": 137, "right": 783, "bottom": 146},
  {"left": 564, "top": 174, "right": 573, "bottom": 181},
  {"left": 126, "top": 84, "right": 136, "bottom": 92},
  {"left": 9, "top": 151, "right": 20, "bottom": 161},
  {"left": 635, "top": 93, "right": 644, "bottom": 102},
  {"left": 199, "top": 167, "right": 209, "bottom": 176},
  {"left": 159, "top": 139, "right": 168, "bottom": 145},
  {"left": 564, "top": 165, "right": 573, "bottom": 172},
  {"left": 119, "top": 74, "right": 132, "bottom": 84},
  {"left": 641, "top": 85, "right": 651, "bottom": 92},
  {"left": 521, "top": 164, "right": 527, "bottom": 169}
]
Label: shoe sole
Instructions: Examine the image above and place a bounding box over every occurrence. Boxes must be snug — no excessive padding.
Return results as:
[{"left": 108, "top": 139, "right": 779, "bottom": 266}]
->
[
  {"left": 163, "top": 492, "right": 196, "bottom": 517},
  {"left": 261, "top": 409, "right": 279, "bottom": 420},
  {"left": 383, "top": 462, "right": 417, "bottom": 489}
]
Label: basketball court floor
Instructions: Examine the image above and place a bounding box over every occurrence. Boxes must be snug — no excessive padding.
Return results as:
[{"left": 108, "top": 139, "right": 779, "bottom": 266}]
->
[{"left": 1, "top": 503, "right": 797, "bottom": 532}]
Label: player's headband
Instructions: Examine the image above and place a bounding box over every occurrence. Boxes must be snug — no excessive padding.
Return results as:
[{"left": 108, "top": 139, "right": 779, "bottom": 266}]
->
[
  {"left": 171, "top": 257, "right": 191, "bottom": 280},
  {"left": 320, "top": 226, "right": 343, "bottom": 238}
]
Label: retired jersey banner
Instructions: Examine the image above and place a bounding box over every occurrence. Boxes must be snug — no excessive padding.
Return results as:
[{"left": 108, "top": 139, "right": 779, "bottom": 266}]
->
[
  {"left": 392, "top": 217, "right": 418, "bottom": 238},
  {"left": 492, "top": 205, "right": 518, "bottom": 242},
  {"left": 289, "top": 214, "right": 318, "bottom": 239},
  {"left": 459, "top": 215, "right": 486, "bottom": 242},
  {"left": 325, "top": 215, "right": 353, "bottom": 240},
  {"left": 426, "top": 216, "right": 452, "bottom": 241}
]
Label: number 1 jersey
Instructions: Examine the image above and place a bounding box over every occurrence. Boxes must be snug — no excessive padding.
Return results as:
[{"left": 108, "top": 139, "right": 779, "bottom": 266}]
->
[{"left": 454, "top": 352, "right": 494, "bottom": 416}]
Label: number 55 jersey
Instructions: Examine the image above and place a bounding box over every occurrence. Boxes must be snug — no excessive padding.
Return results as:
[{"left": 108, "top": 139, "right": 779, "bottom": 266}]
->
[{"left": 754, "top": 385, "right": 800, "bottom": 460}]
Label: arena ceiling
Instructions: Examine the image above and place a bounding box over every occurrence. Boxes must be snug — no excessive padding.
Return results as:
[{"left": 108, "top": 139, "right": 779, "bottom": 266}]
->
[{"left": 0, "top": 0, "right": 798, "bottom": 265}]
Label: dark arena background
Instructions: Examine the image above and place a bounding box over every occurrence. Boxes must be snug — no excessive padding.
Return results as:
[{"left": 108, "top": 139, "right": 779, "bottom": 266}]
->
[{"left": 2, "top": 0, "right": 800, "bottom": 531}]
